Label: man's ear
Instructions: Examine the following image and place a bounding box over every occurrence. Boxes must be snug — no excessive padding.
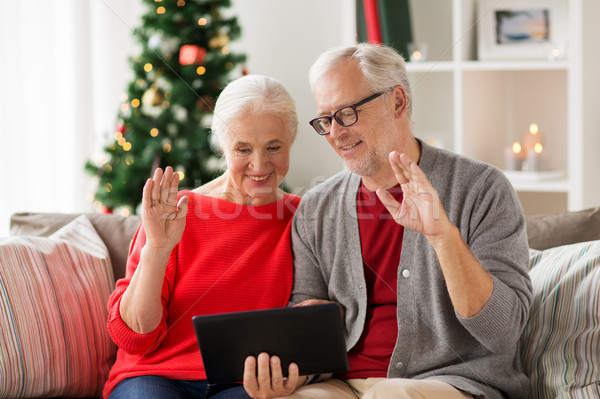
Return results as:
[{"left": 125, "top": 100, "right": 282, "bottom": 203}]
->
[{"left": 392, "top": 85, "right": 407, "bottom": 117}]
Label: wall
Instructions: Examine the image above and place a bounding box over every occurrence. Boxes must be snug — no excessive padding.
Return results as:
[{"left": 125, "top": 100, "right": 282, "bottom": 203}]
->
[
  {"left": 228, "top": 0, "right": 355, "bottom": 194},
  {"left": 0, "top": 1, "right": 143, "bottom": 236}
]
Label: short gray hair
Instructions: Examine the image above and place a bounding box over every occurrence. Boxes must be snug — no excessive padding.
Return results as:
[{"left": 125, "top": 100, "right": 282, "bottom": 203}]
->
[
  {"left": 309, "top": 43, "right": 412, "bottom": 117},
  {"left": 211, "top": 74, "right": 298, "bottom": 148}
]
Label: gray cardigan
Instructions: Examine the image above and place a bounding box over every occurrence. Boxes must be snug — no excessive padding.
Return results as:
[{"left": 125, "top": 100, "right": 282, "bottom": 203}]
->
[{"left": 290, "top": 141, "right": 533, "bottom": 398}]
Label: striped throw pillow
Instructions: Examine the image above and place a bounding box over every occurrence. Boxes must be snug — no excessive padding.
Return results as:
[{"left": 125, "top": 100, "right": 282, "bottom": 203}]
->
[
  {"left": 0, "top": 215, "right": 116, "bottom": 398},
  {"left": 520, "top": 240, "right": 600, "bottom": 398}
]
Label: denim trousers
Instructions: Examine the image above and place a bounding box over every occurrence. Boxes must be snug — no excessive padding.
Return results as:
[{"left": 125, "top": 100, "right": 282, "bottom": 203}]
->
[{"left": 108, "top": 375, "right": 251, "bottom": 399}]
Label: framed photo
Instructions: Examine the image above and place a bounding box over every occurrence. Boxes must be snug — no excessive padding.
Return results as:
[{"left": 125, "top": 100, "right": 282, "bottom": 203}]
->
[{"left": 477, "top": 0, "right": 567, "bottom": 61}]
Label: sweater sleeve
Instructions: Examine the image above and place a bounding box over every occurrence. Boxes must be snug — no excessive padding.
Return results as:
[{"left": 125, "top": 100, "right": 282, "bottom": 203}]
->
[
  {"left": 455, "top": 167, "right": 533, "bottom": 353},
  {"left": 289, "top": 196, "right": 330, "bottom": 306},
  {"left": 106, "top": 224, "right": 174, "bottom": 354}
]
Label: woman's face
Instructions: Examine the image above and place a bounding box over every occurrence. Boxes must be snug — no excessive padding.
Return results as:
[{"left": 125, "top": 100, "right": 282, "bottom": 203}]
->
[{"left": 220, "top": 111, "right": 294, "bottom": 205}]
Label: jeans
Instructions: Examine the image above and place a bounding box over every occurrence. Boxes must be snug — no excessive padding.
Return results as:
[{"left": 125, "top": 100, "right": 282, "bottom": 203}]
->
[{"left": 108, "top": 375, "right": 252, "bottom": 399}]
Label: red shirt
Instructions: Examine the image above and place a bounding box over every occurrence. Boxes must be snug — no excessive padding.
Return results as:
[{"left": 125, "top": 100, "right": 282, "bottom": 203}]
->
[
  {"left": 103, "top": 192, "right": 301, "bottom": 397},
  {"left": 340, "top": 182, "right": 403, "bottom": 379}
]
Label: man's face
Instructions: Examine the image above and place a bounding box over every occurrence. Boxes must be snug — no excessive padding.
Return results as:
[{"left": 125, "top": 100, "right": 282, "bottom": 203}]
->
[{"left": 313, "top": 59, "right": 398, "bottom": 178}]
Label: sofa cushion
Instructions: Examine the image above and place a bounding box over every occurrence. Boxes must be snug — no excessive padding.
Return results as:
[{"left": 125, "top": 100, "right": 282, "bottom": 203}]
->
[
  {"left": 520, "top": 240, "right": 600, "bottom": 398},
  {"left": 0, "top": 215, "right": 117, "bottom": 398},
  {"left": 10, "top": 212, "right": 141, "bottom": 281},
  {"left": 526, "top": 206, "right": 600, "bottom": 250}
]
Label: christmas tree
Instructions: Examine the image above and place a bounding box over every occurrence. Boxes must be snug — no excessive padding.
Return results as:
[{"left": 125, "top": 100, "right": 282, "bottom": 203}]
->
[{"left": 86, "top": 0, "right": 246, "bottom": 213}]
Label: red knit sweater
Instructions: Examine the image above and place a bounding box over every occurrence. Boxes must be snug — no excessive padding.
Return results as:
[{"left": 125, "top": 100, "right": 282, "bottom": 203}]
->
[{"left": 103, "top": 192, "right": 301, "bottom": 398}]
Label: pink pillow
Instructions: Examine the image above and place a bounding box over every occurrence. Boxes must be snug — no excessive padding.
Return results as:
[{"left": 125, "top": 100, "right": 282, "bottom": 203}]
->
[{"left": 0, "top": 215, "right": 116, "bottom": 397}]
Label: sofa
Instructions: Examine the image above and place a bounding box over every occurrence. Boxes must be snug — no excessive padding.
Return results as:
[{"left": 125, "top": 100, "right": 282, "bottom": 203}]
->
[{"left": 1, "top": 207, "right": 599, "bottom": 398}]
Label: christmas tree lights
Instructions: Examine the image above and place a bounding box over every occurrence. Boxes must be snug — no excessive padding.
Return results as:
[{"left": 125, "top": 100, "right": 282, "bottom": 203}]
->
[{"left": 86, "top": 0, "right": 246, "bottom": 213}]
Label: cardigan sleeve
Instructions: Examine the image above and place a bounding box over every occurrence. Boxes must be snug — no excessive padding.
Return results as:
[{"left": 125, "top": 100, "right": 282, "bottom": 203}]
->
[
  {"left": 454, "top": 167, "right": 533, "bottom": 353},
  {"left": 289, "top": 197, "right": 330, "bottom": 306},
  {"left": 106, "top": 223, "right": 175, "bottom": 355}
]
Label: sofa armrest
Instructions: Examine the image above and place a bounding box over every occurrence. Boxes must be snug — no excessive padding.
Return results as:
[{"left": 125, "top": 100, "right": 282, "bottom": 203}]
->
[{"left": 10, "top": 212, "right": 141, "bottom": 281}]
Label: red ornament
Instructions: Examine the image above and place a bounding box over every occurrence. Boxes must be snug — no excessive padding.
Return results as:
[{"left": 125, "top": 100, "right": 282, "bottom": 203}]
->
[
  {"left": 242, "top": 67, "right": 249, "bottom": 76},
  {"left": 116, "top": 121, "right": 127, "bottom": 134},
  {"left": 179, "top": 45, "right": 207, "bottom": 65},
  {"left": 100, "top": 206, "right": 113, "bottom": 214}
]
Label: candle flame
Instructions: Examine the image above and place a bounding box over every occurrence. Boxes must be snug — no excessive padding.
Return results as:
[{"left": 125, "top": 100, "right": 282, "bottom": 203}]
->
[
  {"left": 512, "top": 142, "right": 522, "bottom": 154},
  {"left": 412, "top": 51, "right": 422, "bottom": 60},
  {"left": 529, "top": 123, "right": 539, "bottom": 135},
  {"left": 534, "top": 143, "right": 543, "bottom": 153}
]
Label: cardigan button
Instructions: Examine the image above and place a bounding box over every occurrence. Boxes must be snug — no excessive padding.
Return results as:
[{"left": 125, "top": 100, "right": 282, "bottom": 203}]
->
[
  {"left": 402, "top": 269, "right": 410, "bottom": 278},
  {"left": 395, "top": 362, "right": 404, "bottom": 370}
]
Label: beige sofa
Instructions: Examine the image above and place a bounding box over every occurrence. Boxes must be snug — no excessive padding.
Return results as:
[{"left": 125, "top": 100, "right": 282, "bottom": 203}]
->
[{"left": 1, "top": 208, "right": 599, "bottom": 398}]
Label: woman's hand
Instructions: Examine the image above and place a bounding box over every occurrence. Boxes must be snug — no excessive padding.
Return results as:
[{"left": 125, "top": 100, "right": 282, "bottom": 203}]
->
[
  {"left": 141, "top": 166, "right": 189, "bottom": 251},
  {"left": 243, "top": 353, "right": 306, "bottom": 399}
]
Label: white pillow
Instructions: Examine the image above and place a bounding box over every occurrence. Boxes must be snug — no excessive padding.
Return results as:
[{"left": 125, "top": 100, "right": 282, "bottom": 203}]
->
[
  {"left": 0, "top": 215, "right": 116, "bottom": 398},
  {"left": 520, "top": 240, "right": 600, "bottom": 398}
]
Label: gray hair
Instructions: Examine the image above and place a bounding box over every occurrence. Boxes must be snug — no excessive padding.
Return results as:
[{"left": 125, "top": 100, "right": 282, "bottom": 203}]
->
[
  {"left": 211, "top": 74, "right": 298, "bottom": 149},
  {"left": 309, "top": 43, "right": 412, "bottom": 117}
]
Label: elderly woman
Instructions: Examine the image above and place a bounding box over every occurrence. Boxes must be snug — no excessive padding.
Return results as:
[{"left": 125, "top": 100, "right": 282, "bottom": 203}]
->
[{"left": 104, "top": 75, "right": 301, "bottom": 399}]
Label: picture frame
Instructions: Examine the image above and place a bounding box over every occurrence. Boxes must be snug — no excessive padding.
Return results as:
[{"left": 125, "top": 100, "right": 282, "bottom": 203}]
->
[{"left": 477, "top": 0, "right": 568, "bottom": 61}]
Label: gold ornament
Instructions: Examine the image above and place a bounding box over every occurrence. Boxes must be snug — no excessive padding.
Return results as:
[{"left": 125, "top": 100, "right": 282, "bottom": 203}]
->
[
  {"left": 142, "top": 84, "right": 164, "bottom": 107},
  {"left": 208, "top": 32, "right": 230, "bottom": 49}
]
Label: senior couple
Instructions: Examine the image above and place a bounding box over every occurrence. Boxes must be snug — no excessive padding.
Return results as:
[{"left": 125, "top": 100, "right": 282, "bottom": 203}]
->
[{"left": 104, "top": 43, "right": 532, "bottom": 399}]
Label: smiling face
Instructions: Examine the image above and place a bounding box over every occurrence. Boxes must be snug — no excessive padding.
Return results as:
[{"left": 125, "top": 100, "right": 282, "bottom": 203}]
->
[
  {"left": 314, "top": 59, "right": 400, "bottom": 179},
  {"left": 219, "top": 111, "right": 293, "bottom": 205}
]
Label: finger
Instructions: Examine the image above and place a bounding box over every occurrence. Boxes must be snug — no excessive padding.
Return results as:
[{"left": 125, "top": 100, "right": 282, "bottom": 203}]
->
[
  {"left": 256, "top": 352, "right": 272, "bottom": 388},
  {"left": 160, "top": 166, "right": 174, "bottom": 205},
  {"left": 242, "top": 356, "right": 259, "bottom": 396},
  {"left": 388, "top": 151, "right": 410, "bottom": 185},
  {"left": 293, "top": 299, "right": 329, "bottom": 307},
  {"left": 142, "top": 178, "right": 154, "bottom": 210},
  {"left": 269, "top": 356, "right": 285, "bottom": 391},
  {"left": 284, "top": 362, "right": 300, "bottom": 392},
  {"left": 376, "top": 188, "right": 402, "bottom": 221},
  {"left": 167, "top": 169, "right": 180, "bottom": 207},
  {"left": 151, "top": 168, "right": 163, "bottom": 202},
  {"left": 175, "top": 196, "right": 189, "bottom": 219}
]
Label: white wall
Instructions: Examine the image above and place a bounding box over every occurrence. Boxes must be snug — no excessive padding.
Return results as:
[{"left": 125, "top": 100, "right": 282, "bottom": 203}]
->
[{"left": 228, "top": 0, "right": 355, "bottom": 193}]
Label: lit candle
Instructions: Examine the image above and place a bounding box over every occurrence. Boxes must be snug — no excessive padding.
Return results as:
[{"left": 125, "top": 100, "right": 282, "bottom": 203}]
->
[
  {"left": 522, "top": 123, "right": 543, "bottom": 154},
  {"left": 408, "top": 42, "right": 428, "bottom": 62},
  {"left": 505, "top": 141, "right": 524, "bottom": 171},
  {"left": 526, "top": 143, "right": 545, "bottom": 172}
]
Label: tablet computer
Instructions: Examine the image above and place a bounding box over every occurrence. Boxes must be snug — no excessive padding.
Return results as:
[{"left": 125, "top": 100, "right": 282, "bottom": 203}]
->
[{"left": 192, "top": 303, "right": 348, "bottom": 384}]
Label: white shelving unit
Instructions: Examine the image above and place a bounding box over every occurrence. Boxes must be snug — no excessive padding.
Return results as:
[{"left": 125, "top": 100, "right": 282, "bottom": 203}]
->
[{"left": 405, "top": 0, "right": 600, "bottom": 215}]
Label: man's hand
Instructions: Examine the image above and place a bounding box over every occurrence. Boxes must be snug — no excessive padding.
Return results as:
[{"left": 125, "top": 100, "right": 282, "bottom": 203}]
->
[
  {"left": 294, "top": 299, "right": 345, "bottom": 323},
  {"left": 376, "top": 151, "right": 451, "bottom": 244},
  {"left": 243, "top": 353, "right": 307, "bottom": 399}
]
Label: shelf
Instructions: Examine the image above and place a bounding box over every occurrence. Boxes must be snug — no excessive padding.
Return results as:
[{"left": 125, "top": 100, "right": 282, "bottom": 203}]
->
[
  {"left": 406, "top": 60, "right": 568, "bottom": 73},
  {"left": 460, "top": 61, "right": 569, "bottom": 72},
  {"left": 502, "top": 171, "right": 568, "bottom": 193},
  {"left": 404, "top": 0, "right": 599, "bottom": 211},
  {"left": 406, "top": 61, "right": 454, "bottom": 73}
]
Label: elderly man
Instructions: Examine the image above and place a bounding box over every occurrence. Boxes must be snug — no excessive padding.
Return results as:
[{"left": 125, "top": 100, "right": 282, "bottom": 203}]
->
[{"left": 244, "top": 43, "right": 532, "bottom": 399}]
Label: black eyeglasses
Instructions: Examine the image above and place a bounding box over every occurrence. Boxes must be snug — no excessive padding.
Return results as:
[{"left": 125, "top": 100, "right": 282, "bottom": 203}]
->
[{"left": 309, "top": 91, "right": 386, "bottom": 135}]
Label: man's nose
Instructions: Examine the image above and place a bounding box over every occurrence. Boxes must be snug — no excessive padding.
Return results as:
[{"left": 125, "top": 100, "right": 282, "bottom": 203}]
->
[{"left": 328, "top": 118, "right": 347, "bottom": 139}]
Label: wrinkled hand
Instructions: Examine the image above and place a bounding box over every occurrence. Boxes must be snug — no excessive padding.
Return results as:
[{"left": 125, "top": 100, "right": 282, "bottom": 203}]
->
[
  {"left": 141, "top": 166, "right": 188, "bottom": 250},
  {"left": 376, "top": 151, "right": 450, "bottom": 242},
  {"left": 243, "top": 353, "right": 306, "bottom": 399}
]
